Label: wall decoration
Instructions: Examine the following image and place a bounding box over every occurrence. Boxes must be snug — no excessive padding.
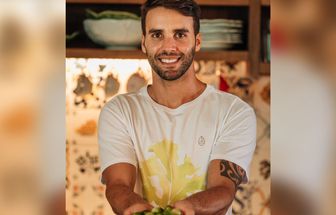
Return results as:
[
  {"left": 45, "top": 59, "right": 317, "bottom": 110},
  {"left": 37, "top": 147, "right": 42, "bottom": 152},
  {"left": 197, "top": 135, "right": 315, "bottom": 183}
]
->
[
  {"left": 260, "top": 82, "right": 270, "bottom": 105},
  {"left": 233, "top": 181, "right": 270, "bottom": 215},
  {"left": 126, "top": 68, "right": 148, "bottom": 93},
  {"left": 195, "top": 60, "right": 219, "bottom": 88},
  {"left": 104, "top": 74, "right": 120, "bottom": 98},
  {"left": 68, "top": 183, "right": 105, "bottom": 215},
  {"left": 259, "top": 160, "right": 270, "bottom": 180},
  {"left": 74, "top": 74, "right": 93, "bottom": 97},
  {"left": 76, "top": 119, "right": 97, "bottom": 136},
  {"left": 69, "top": 143, "right": 101, "bottom": 183}
]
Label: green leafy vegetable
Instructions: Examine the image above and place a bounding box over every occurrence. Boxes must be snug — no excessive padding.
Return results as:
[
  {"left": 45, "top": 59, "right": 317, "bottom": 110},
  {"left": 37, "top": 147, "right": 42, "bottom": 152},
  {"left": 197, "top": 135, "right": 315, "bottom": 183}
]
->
[{"left": 133, "top": 207, "right": 182, "bottom": 215}]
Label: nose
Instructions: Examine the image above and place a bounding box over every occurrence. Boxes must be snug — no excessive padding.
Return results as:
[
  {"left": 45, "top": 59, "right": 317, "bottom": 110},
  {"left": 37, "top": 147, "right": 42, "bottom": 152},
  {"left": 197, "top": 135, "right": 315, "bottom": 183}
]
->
[{"left": 160, "top": 36, "right": 178, "bottom": 53}]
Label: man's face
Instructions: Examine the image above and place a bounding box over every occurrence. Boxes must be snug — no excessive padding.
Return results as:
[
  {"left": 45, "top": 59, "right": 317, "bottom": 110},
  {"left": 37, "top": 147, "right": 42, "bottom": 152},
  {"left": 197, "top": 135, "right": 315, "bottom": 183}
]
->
[{"left": 141, "top": 7, "right": 201, "bottom": 81}]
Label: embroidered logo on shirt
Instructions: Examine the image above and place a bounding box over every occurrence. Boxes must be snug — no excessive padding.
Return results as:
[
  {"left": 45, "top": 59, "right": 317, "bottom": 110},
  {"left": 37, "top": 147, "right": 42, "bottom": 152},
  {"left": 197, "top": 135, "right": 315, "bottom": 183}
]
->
[{"left": 198, "top": 136, "right": 205, "bottom": 146}]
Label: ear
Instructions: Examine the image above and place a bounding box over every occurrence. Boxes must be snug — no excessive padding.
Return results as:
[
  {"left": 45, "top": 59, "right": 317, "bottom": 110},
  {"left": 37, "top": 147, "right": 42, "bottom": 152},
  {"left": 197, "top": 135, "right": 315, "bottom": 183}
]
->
[
  {"left": 195, "top": 33, "right": 201, "bottom": 52},
  {"left": 141, "top": 35, "right": 147, "bottom": 54}
]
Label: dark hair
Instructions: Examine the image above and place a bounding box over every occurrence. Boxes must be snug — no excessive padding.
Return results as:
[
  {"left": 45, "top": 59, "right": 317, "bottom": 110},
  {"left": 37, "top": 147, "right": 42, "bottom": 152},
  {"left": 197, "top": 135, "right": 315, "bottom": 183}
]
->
[{"left": 141, "top": 0, "right": 201, "bottom": 36}]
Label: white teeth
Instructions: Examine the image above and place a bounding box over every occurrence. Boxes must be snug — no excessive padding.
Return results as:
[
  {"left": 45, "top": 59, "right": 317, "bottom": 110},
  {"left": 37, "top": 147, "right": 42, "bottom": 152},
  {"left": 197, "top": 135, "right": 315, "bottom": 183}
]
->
[{"left": 161, "top": 58, "right": 178, "bottom": 63}]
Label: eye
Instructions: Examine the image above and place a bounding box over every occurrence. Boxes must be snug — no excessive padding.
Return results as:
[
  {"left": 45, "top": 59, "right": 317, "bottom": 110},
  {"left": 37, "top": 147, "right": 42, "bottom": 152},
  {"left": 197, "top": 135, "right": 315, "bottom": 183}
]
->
[
  {"left": 175, "top": 32, "right": 186, "bottom": 39},
  {"left": 151, "top": 32, "right": 162, "bottom": 39}
]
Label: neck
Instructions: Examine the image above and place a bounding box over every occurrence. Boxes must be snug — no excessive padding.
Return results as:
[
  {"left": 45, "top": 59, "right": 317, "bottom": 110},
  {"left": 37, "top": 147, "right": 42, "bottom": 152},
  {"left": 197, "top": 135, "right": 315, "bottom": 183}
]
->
[{"left": 148, "top": 63, "right": 206, "bottom": 109}]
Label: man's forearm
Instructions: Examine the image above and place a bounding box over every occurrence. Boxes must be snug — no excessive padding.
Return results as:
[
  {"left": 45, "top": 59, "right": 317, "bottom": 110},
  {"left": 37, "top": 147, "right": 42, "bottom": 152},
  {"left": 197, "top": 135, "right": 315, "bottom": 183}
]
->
[
  {"left": 105, "top": 184, "right": 148, "bottom": 215},
  {"left": 185, "top": 186, "right": 235, "bottom": 215}
]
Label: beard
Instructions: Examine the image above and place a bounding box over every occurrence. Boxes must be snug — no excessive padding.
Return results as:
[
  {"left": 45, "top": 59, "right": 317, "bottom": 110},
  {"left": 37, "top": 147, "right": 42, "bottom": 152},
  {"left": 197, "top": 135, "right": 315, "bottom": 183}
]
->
[{"left": 146, "top": 45, "right": 196, "bottom": 81}]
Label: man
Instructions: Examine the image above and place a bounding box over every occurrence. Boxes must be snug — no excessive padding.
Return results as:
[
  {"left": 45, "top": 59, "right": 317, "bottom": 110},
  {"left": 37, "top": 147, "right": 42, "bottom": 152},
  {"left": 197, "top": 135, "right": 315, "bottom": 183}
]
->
[{"left": 98, "top": 0, "right": 256, "bottom": 214}]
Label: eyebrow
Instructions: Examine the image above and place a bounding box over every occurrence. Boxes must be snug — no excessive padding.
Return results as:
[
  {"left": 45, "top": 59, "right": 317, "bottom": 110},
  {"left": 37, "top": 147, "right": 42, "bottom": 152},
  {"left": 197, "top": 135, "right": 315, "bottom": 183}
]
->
[
  {"left": 174, "top": 28, "right": 189, "bottom": 34},
  {"left": 148, "top": 29, "right": 163, "bottom": 34},
  {"left": 148, "top": 28, "right": 190, "bottom": 34}
]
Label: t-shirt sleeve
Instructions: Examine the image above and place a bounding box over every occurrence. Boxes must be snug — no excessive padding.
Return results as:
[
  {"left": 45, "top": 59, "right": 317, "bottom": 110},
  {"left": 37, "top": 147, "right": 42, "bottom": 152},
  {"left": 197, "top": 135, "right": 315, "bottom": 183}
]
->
[
  {"left": 98, "top": 99, "right": 137, "bottom": 180},
  {"left": 210, "top": 99, "right": 256, "bottom": 183}
]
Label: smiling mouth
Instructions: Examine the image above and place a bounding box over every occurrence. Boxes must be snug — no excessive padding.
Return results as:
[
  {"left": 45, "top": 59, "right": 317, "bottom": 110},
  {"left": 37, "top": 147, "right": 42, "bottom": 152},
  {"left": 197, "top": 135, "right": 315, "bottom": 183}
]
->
[{"left": 158, "top": 57, "right": 181, "bottom": 64}]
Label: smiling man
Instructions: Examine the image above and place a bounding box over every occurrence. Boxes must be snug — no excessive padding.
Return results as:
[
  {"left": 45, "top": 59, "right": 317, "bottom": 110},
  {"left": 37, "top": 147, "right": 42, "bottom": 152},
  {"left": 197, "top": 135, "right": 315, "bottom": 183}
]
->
[
  {"left": 143, "top": 6, "right": 196, "bottom": 82},
  {"left": 98, "top": 1, "right": 256, "bottom": 215}
]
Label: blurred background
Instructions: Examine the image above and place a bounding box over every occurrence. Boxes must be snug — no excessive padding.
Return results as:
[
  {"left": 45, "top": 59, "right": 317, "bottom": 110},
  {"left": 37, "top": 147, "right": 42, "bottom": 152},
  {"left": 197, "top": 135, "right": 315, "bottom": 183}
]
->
[
  {"left": 0, "top": 0, "right": 65, "bottom": 215},
  {"left": 0, "top": 0, "right": 334, "bottom": 215},
  {"left": 271, "top": 0, "right": 336, "bottom": 214}
]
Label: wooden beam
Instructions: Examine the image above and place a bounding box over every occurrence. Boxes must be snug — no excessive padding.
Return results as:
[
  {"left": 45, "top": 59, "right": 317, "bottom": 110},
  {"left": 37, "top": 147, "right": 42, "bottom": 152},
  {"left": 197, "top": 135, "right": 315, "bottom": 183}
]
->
[{"left": 248, "top": 0, "right": 261, "bottom": 77}]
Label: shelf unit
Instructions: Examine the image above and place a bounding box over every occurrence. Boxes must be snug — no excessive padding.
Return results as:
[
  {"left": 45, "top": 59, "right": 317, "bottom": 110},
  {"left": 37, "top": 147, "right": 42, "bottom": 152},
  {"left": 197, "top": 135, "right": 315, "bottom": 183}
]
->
[{"left": 66, "top": 0, "right": 270, "bottom": 76}]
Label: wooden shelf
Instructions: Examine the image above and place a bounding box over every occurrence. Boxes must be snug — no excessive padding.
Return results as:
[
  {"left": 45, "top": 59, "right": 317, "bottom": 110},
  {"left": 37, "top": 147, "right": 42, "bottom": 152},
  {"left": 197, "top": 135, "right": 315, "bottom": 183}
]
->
[
  {"left": 260, "top": 62, "right": 270, "bottom": 75},
  {"left": 261, "top": 0, "right": 270, "bottom": 6},
  {"left": 66, "top": 48, "right": 146, "bottom": 59},
  {"left": 66, "top": 0, "right": 249, "bottom": 6},
  {"left": 66, "top": 48, "right": 249, "bottom": 61}
]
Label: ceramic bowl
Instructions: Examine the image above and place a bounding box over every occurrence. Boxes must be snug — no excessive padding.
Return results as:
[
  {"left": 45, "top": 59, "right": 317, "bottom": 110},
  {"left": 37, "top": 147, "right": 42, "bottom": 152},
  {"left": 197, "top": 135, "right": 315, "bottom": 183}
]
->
[{"left": 83, "top": 19, "right": 142, "bottom": 49}]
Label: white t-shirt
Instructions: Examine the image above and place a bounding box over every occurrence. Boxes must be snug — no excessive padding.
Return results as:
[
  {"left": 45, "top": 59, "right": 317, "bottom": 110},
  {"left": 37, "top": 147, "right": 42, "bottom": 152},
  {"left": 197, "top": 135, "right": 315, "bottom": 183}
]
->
[{"left": 98, "top": 84, "right": 256, "bottom": 214}]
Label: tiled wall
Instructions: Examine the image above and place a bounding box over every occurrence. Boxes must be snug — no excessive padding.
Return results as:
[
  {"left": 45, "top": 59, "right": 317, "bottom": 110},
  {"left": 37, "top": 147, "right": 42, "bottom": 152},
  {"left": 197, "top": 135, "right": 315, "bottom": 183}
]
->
[{"left": 65, "top": 58, "right": 270, "bottom": 215}]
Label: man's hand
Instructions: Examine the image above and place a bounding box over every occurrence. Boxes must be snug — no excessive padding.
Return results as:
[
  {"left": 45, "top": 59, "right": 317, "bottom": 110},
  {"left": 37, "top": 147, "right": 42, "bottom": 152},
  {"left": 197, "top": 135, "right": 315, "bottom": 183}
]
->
[
  {"left": 173, "top": 199, "right": 195, "bottom": 215},
  {"left": 171, "top": 160, "right": 246, "bottom": 215},
  {"left": 103, "top": 163, "right": 152, "bottom": 215},
  {"left": 123, "top": 202, "right": 153, "bottom": 215}
]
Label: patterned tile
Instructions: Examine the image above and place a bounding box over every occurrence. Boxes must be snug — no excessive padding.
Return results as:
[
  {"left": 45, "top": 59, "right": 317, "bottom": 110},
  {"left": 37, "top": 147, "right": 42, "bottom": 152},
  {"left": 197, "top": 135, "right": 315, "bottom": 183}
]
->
[
  {"left": 67, "top": 182, "right": 113, "bottom": 215},
  {"left": 66, "top": 109, "right": 100, "bottom": 146},
  {"left": 67, "top": 143, "right": 101, "bottom": 184}
]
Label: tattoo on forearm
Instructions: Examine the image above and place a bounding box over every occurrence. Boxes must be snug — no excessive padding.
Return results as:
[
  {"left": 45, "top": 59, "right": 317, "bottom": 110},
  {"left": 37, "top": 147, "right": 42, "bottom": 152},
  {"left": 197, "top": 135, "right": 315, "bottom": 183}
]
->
[{"left": 220, "top": 160, "right": 247, "bottom": 187}]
